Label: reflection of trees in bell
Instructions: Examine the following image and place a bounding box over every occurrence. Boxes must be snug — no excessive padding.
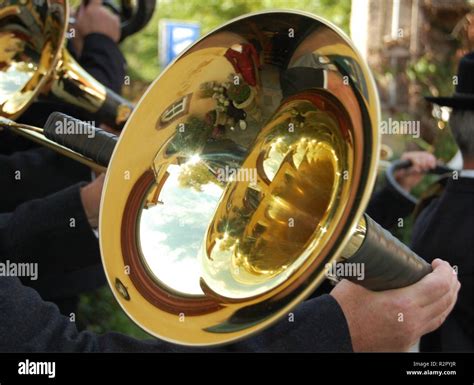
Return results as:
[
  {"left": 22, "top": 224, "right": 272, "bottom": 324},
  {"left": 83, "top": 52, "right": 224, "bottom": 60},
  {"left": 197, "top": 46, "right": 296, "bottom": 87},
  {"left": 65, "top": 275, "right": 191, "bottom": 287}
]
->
[
  {"left": 216, "top": 207, "right": 250, "bottom": 251},
  {"left": 175, "top": 139, "right": 248, "bottom": 192},
  {"left": 177, "top": 162, "right": 215, "bottom": 192},
  {"left": 265, "top": 103, "right": 341, "bottom": 157},
  {"left": 201, "top": 139, "right": 247, "bottom": 170},
  {"left": 214, "top": 188, "right": 261, "bottom": 251},
  {"left": 265, "top": 103, "right": 313, "bottom": 142},
  {"left": 165, "top": 115, "right": 213, "bottom": 156}
]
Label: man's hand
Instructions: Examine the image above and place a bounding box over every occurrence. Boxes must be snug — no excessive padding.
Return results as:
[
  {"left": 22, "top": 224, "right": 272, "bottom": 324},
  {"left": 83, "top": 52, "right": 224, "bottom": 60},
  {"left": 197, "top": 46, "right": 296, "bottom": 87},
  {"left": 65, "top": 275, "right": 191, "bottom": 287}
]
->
[
  {"left": 331, "top": 259, "right": 460, "bottom": 352},
  {"left": 394, "top": 151, "right": 437, "bottom": 192},
  {"left": 72, "top": 0, "right": 121, "bottom": 56},
  {"left": 80, "top": 173, "right": 105, "bottom": 228}
]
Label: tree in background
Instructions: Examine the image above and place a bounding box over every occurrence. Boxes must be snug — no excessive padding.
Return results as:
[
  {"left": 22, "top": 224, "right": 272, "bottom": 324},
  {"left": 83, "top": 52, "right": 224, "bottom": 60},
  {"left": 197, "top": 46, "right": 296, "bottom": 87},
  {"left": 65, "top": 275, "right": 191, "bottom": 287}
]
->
[
  {"left": 121, "top": 0, "right": 351, "bottom": 84},
  {"left": 353, "top": 0, "right": 472, "bottom": 160}
]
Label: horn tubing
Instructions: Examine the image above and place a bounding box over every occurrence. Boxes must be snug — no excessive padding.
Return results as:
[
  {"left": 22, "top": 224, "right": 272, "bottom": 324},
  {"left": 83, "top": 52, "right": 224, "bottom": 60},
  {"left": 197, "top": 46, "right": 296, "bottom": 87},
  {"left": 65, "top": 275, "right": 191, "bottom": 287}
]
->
[
  {"left": 345, "top": 214, "right": 432, "bottom": 290},
  {"left": 43, "top": 112, "right": 117, "bottom": 168},
  {"left": 1, "top": 119, "right": 107, "bottom": 172}
]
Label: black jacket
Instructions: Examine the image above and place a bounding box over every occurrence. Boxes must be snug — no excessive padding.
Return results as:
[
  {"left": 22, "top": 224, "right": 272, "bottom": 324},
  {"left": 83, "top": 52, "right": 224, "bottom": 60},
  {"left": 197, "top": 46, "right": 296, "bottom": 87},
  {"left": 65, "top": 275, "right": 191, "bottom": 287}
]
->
[
  {"left": 366, "top": 184, "right": 415, "bottom": 229},
  {"left": 411, "top": 177, "right": 474, "bottom": 352},
  {"left": 0, "top": 148, "right": 91, "bottom": 213},
  {"left": 0, "top": 276, "right": 352, "bottom": 352},
  {"left": 0, "top": 33, "right": 126, "bottom": 302},
  {"left": 0, "top": 184, "right": 102, "bottom": 299}
]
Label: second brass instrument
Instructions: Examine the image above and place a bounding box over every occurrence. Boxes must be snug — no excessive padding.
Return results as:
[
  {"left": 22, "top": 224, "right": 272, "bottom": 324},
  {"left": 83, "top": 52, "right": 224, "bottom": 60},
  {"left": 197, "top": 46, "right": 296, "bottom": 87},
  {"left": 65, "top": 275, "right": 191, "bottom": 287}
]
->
[{"left": 0, "top": 0, "right": 133, "bottom": 130}]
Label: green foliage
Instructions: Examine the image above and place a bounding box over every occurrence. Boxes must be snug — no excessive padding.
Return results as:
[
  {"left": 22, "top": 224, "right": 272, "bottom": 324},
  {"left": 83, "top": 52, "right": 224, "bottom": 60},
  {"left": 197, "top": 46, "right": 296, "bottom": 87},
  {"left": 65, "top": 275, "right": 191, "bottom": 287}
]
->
[
  {"left": 433, "top": 125, "right": 458, "bottom": 162},
  {"left": 178, "top": 161, "right": 215, "bottom": 191},
  {"left": 406, "top": 54, "right": 456, "bottom": 101},
  {"left": 78, "top": 287, "right": 150, "bottom": 339},
  {"left": 227, "top": 82, "right": 251, "bottom": 104},
  {"left": 167, "top": 115, "right": 213, "bottom": 155},
  {"left": 121, "top": 0, "right": 351, "bottom": 82}
]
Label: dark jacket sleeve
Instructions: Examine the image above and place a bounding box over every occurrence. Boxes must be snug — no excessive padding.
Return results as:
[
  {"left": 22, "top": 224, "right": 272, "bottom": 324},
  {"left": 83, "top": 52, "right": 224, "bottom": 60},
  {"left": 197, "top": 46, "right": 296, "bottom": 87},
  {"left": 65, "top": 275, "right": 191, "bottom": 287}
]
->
[
  {"left": 0, "top": 148, "right": 91, "bottom": 212},
  {"left": 366, "top": 184, "right": 415, "bottom": 229},
  {"left": 0, "top": 184, "right": 100, "bottom": 275},
  {"left": 0, "top": 277, "right": 353, "bottom": 353},
  {"left": 0, "top": 129, "right": 36, "bottom": 155},
  {"left": 79, "top": 33, "right": 127, "bottom": 95},
  {"left": 229, "top": 294, "right": 353, "bottom": 352}
]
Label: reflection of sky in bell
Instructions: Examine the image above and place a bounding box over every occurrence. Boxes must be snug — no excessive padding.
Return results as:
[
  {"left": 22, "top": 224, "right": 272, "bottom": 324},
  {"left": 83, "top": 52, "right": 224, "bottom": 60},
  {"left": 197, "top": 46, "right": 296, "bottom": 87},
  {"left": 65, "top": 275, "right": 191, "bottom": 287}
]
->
[
  {"left": 0, "top": 64, "right": 34, "bottom": 105},
  {"left": 139, "top": 164, "right": 223, "bottom": 295}
]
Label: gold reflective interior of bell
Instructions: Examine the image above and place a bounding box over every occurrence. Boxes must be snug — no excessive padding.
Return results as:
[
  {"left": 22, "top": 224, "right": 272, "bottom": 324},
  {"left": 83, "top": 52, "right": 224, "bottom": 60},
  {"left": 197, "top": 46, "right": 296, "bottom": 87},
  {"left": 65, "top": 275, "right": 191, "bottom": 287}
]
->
[{"left": 0, "top": 0, "right": 68, "bottom": 118}]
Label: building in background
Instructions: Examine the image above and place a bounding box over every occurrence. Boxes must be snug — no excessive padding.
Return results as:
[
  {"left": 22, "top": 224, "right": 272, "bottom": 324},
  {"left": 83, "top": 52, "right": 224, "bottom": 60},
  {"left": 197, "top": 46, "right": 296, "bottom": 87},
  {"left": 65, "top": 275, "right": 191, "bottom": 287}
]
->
[{"left": 350, "top": 0, "right": 472, "bottom": 152}]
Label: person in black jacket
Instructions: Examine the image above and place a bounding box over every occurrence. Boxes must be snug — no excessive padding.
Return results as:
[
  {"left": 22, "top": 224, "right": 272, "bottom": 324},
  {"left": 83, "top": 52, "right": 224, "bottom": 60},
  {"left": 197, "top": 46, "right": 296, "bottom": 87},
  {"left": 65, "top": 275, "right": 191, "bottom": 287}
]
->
[
  {"left": 0, "top": 1, "right": 125, "bottom": 316},
  {"left": 412, "top": 52, "right": 474, "bottom": 352},
  {"left": 364, "top": 52, "right": 474, "bottom": 351},
  {"left": 0, "top": 175, "right": 105, "bottom": 317}
]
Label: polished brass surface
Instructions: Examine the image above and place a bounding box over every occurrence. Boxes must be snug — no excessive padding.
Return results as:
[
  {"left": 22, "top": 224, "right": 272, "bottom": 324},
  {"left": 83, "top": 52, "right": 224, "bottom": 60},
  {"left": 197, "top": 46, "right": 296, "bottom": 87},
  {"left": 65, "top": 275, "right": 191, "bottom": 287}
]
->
[
  {"left": 100, "top": 10, "right": 380, "bottom": 346},
  {"left": 0, "top": 0, "right": 132, "bottom": 128},
  {"left": 340, "top": 215, "right": 367, "bottom": 259}
]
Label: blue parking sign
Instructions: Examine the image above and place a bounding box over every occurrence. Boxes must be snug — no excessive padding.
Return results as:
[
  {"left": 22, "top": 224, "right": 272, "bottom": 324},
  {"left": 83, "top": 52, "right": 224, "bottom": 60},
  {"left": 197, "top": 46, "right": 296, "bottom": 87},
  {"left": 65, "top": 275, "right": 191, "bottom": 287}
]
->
[{"left": 159, "top": 20, "right": 201, "bottom": 67}]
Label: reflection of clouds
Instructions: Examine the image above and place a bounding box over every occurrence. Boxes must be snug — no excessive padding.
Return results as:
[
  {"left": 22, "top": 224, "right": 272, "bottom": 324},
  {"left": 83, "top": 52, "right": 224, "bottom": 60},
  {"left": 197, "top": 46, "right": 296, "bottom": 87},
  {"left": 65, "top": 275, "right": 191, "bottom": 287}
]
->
[
  {"left": 0, "top": 65, "right": 33, "bottom": 105},
  {"left": 139, "top": 165, "right": 222, "bottom": 295}
]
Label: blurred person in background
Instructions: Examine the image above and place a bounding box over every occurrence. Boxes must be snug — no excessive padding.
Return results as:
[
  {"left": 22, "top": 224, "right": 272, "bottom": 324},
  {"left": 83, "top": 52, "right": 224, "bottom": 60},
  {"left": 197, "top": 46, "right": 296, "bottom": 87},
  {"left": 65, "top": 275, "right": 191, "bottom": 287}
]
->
[{"left": 412, "top": 51, "right": 474, "bottom": 352}]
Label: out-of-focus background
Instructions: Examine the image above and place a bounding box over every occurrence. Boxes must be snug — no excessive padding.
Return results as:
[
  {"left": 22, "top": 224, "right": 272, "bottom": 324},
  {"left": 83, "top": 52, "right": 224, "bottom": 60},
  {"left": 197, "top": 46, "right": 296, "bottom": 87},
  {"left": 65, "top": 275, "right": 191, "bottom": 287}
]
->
[{"left": 76, "top": 0, "right": 474, "bottom": 338}]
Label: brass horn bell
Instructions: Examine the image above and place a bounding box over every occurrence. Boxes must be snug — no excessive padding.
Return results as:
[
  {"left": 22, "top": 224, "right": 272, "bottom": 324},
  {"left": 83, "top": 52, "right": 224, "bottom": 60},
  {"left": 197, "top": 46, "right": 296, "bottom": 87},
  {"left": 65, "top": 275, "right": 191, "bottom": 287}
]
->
[{"left": 97, "top": 10, "right": 431, "bottom": 346}]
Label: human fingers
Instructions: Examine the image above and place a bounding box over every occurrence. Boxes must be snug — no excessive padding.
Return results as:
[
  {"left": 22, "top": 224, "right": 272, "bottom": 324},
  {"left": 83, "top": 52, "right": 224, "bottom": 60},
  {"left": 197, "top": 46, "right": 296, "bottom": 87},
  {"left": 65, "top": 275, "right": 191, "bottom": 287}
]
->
[
  {"left": 421, "top": 279, "right": 460, "bottom": 335},
  {"left": 398, "top": 259, "right": 456, "bottom": 308},
  {"left": 421, "top": 276, "right": 460, "bottom": 324}
]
